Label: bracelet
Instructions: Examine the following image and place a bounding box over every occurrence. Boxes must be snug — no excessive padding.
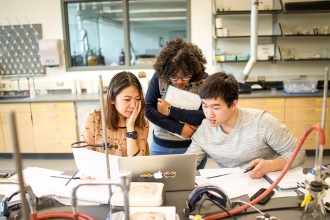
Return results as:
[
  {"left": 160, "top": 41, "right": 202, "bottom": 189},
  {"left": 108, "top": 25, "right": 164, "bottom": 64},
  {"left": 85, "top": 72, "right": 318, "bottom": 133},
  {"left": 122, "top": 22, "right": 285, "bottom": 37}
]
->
[{"left": 166, "top": 106, "right": 171, "bottom": 116}]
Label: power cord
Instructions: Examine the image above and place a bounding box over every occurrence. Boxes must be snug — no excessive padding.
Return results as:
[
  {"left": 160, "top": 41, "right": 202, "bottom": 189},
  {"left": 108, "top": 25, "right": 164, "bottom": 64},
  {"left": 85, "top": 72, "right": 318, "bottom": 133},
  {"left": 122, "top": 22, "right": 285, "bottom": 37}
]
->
[
  {"left": 196, "top": 198, "right": 237, "bottom": 220},
  {"left": 232, "top": 200, "right": 265, "bottom": 216}
]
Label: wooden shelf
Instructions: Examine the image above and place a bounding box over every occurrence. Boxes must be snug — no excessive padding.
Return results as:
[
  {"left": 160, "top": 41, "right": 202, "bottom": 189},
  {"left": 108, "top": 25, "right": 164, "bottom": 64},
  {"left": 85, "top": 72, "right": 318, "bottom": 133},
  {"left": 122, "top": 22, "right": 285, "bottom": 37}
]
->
[{"left": 215, "top": 9, "right": 280, "bottom": 16}]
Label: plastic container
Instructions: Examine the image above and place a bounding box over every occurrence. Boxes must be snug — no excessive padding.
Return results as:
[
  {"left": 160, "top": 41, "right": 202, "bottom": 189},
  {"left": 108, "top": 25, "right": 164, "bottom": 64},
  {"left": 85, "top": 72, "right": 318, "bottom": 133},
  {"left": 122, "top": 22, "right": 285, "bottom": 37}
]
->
[{"left": 283, "top": 79, "right": 318, "bottom": 94}]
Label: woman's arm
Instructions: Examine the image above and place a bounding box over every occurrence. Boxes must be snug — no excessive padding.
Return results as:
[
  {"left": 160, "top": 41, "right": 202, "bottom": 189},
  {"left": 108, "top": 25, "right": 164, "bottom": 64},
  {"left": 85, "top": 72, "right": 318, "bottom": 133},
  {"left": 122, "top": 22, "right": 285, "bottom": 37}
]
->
[
  {"left": 168, "top": 105, "right": 205, "bottom": 125},
  {"left": 137, "top": 120, "right": 149, "bottom": 156},
  {"left": 80, "top": 111, "right": 97, "bottom": 151}
]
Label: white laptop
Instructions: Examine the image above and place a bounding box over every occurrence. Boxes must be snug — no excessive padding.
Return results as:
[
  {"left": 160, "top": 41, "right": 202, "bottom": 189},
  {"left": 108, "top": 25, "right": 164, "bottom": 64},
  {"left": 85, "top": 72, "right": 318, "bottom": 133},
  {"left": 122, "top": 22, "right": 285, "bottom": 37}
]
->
[
  {"left": 72, "top": 148, "right": 197, "bottom": 192},
  {"left": 114, "top": 154, "right": 197, "bottom": 192}
]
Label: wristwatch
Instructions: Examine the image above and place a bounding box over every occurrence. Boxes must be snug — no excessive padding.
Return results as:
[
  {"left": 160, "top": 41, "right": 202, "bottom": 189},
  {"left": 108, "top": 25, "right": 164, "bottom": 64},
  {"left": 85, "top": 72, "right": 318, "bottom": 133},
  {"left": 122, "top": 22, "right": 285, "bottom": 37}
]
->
[{"left": 126, "top": 131, "right": 138, "bottom": 139}]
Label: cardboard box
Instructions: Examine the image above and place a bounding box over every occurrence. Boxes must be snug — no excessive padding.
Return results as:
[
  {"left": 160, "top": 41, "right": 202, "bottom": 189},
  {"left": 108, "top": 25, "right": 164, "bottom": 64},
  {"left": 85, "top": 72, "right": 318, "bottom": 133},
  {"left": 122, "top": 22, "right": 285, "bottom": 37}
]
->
[{"left": 257, "top": 44, "right": 274, "bottom": 60}]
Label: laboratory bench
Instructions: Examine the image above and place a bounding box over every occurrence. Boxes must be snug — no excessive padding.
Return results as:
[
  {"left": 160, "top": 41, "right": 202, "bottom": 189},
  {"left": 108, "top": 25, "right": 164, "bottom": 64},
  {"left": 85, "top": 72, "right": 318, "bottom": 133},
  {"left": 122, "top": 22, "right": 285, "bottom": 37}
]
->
[
  {"left": 0, "top": 189, "right": 324, "bottom": 220},
  {"left": 1, "top": 90, "right": 330, "bottom": 153}
]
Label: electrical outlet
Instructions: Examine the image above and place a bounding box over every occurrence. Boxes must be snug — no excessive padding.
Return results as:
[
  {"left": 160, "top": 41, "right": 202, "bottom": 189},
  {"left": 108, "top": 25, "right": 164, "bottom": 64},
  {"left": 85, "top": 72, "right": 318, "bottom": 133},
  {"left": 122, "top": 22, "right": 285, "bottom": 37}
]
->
[{"left": 56, "top": 82, "right": 64, "bottom": 87}]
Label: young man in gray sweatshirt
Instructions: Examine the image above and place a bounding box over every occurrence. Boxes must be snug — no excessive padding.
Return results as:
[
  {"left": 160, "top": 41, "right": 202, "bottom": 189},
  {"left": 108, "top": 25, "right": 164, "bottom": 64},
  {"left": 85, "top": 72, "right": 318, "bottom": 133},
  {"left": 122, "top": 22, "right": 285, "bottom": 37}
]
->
[{"left": 185, "top": 72, "right": 306, "bottom": 179}]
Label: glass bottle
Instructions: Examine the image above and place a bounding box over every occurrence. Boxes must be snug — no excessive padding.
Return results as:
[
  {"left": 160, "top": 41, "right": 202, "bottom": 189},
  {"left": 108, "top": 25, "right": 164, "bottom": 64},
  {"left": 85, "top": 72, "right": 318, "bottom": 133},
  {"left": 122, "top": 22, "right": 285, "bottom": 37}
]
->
[
  {"left": 301, "top": 181, "right": 326, "bottom": 220},
  {"left": 87, "top": 49, "right": 97, "bottom": 66},
  {"left": 119, "top": 48, "right": 125, "bottom": 65},
  {"left": 97, "top": 48, "right": 105, "bottom": 65}
]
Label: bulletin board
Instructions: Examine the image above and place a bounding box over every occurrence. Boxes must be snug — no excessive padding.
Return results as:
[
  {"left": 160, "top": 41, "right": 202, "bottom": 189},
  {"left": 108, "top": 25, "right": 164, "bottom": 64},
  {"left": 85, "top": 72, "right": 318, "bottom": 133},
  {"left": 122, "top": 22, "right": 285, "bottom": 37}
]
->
[{"left": 0, "top": 24, "right": 45, "bottom": 77}]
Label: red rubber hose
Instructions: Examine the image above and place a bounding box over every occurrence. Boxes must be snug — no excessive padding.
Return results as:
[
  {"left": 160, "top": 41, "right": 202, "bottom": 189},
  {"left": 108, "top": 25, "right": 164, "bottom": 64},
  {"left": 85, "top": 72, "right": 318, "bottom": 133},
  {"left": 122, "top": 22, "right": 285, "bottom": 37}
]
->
[{"left": 30, "top": 212, "right": 95, "bottom": 220}]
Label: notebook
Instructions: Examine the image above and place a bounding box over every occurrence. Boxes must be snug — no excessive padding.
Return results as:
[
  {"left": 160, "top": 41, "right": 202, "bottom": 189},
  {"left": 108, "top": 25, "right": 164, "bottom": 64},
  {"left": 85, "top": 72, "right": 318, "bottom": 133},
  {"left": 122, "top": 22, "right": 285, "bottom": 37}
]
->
[{"left": 112, "top": 154, "right": 197, "bottom": 192}]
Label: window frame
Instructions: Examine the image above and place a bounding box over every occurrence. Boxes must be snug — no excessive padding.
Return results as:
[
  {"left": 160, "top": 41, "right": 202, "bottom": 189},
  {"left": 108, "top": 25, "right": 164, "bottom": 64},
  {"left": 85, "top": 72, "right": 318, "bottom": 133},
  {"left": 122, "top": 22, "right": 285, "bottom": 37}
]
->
[{"left": 61, "top": 0, "right": 191, "bottom": 71}]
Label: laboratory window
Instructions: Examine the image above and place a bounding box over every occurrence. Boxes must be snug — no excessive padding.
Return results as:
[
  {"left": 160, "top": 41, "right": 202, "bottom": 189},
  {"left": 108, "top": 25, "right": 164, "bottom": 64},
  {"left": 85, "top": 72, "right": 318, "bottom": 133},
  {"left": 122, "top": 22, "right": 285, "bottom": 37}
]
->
[{"left": 61, "top": 0, "right": 190, "bottom": 71}]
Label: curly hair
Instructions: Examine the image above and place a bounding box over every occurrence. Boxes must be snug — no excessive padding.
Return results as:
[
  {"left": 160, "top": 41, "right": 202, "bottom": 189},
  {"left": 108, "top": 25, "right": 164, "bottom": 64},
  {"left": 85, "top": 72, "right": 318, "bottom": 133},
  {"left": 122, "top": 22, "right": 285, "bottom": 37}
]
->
[{"left": 153, "top": 38, "right": 207, "bottom": 82}]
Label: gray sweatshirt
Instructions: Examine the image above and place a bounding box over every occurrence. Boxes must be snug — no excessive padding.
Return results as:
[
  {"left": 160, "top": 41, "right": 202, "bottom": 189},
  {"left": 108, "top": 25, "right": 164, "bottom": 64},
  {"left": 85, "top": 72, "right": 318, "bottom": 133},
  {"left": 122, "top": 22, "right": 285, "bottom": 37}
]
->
[{"left": 186, "top": 108, "right": 306, "bottom": 168}]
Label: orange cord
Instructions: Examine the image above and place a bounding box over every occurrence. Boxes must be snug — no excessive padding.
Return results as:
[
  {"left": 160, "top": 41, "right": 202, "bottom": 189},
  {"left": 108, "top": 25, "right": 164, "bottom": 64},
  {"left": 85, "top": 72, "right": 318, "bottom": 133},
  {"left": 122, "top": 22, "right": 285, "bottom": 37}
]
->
[{"left": 204, "top": 125, "right": 325, "bottom": 220}]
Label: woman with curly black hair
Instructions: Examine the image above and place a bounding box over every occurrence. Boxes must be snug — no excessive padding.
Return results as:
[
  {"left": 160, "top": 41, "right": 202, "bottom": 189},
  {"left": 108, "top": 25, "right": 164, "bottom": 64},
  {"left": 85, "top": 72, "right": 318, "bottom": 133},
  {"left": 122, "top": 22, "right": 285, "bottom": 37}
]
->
[{"left": 145, "top": 38, "right": 208, "bottom": 168}]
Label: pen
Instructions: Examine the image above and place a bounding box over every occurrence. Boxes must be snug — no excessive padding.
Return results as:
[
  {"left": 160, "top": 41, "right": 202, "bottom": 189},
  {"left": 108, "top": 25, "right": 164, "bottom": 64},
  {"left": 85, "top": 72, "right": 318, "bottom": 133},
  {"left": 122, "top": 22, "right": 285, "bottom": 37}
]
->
[
  {"left": 244, "top": 166, "right": 255, "bottom": 173},
  {"left": 64, "top": 171, "right": 79, "bottom": 186},
  {"left": 50, "top": 175, "right": 80, "bottom": 180},
  {"left": 207, "top": 173, "right": 231, "bottom": 179}
]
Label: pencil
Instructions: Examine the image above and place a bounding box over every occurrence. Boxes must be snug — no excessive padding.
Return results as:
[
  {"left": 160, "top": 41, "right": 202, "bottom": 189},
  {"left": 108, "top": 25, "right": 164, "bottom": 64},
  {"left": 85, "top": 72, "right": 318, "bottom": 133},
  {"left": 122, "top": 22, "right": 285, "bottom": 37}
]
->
[{"left": 244, "top": 166, "right": 255, "bottom": 173}]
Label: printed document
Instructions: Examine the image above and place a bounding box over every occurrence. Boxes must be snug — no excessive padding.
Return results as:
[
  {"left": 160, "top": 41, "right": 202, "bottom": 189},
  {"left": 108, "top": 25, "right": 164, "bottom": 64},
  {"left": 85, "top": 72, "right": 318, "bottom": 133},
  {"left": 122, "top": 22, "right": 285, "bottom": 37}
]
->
[{"left": 165, "top": 85, "right": 201, "bottom": 110}]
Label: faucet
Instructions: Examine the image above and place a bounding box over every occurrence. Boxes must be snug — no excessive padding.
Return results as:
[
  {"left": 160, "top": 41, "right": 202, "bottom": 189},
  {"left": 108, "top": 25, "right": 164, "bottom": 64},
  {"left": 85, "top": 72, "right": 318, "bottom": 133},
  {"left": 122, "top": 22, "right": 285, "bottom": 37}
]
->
[{"left": 27, "top": 76, "right": 36, "bottom": 97}]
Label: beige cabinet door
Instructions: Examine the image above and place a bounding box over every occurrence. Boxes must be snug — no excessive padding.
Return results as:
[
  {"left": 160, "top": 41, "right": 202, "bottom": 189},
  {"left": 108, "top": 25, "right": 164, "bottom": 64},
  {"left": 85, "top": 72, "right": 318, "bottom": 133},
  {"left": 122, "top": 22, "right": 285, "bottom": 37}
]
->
[
  {"left": 31, "top": 102, "right": 77, "bottom": 153},
  {"left": 238, "top": 98, "right": 285, "bottom": 121},
  {"left": 0, "top": 112, "right": 35, "bottom": 153},
  {"left": 285, "top": 97, "right": 330, "bottom": 149},
  {"left": 0, "top": 118, "right": 5, "bottom": 152}
]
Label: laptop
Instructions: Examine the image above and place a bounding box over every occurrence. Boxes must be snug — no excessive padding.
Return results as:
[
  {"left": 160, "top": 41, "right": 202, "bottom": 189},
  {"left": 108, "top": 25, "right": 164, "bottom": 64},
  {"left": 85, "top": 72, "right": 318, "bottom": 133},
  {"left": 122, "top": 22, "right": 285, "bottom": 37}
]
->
[
  {"left": 114, "top": 154, "right": 197, "bottom": 192},
  {"left": 72, "top": 148, "right": 197, "bottom": 192}
]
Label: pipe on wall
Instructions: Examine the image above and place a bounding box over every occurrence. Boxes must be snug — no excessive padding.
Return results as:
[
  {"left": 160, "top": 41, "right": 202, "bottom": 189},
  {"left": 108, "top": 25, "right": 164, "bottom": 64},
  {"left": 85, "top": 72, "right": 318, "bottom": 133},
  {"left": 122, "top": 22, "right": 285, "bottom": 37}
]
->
[{"left": 240, "top": 0, "right": 259, "bottom": 83}]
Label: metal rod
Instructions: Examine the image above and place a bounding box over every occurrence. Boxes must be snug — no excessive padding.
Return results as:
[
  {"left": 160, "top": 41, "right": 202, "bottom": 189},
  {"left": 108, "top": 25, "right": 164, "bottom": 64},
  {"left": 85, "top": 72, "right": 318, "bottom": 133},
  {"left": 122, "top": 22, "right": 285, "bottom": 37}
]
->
[
  {"left": 71, "top": 171, "right": 131, "bottom": 220},
  {"left": 8, "top": 112, "right": 30, "bottom": 219},
  {"left": 315, "top": 67, "right": 329, "bottom": 181},
  {"left": 98, "top": 75, "right": 113, "bottom": 215}
]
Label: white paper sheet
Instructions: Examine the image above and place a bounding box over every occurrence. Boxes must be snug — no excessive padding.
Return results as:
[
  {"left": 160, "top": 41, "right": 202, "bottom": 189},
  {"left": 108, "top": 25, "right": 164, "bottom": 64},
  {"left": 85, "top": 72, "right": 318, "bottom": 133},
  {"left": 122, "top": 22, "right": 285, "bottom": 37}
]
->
[
  {"left": 72, "top": 147, "right": 120, "bottom": 180},
  {"left": 264, "top": 167, "right": 313, "bottom": 190},
  {"left": 199, "top": 168, "right": 240, "bottom": 178},
  {"left": 0, "top": 166, "right": 116, "bottom": 205},
  {"left": 196, "top": 168, "right": 270, "bottom": 199},
  {"left": 0, "top": 167, "right": 65, "bottom": 198},
  {"left": 165, "top": 85, "right": 201, "bottom": 110}
]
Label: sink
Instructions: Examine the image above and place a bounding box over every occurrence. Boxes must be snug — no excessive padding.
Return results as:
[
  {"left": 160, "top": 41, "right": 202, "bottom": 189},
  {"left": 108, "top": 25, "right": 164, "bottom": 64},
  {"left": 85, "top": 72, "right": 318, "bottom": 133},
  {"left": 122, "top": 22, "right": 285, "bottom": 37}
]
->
[{"left": 0, "top": 91, "right": 30, "bottom": 99}]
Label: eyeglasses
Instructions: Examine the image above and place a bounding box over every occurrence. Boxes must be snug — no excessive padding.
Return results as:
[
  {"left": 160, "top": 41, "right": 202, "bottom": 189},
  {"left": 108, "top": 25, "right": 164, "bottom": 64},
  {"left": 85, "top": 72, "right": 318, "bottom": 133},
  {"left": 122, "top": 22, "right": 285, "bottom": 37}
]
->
[{"left": 169, "top": 75, "right": 192, "bottom": 81}]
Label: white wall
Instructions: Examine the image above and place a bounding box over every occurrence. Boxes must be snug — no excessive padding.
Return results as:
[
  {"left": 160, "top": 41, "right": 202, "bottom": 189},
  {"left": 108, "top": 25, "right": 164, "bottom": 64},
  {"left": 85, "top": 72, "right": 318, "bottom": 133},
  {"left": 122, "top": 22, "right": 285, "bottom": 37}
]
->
[{"left": 0, "top": 0, "right": 329, "bottom": 91}]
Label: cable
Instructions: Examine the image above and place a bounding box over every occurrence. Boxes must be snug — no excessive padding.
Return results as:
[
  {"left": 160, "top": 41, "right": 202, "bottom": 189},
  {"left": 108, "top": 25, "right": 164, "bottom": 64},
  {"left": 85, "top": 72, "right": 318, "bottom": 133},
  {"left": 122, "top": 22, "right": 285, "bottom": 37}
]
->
[
  {"left": 204, "top": 125, "right": 325, "bottom": 219},
  {"left": 232, "top": 200, "right": 265, "bottom": 216},
  {"left": 198, "top": 198, "right": 237, "bottom": 220}
]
